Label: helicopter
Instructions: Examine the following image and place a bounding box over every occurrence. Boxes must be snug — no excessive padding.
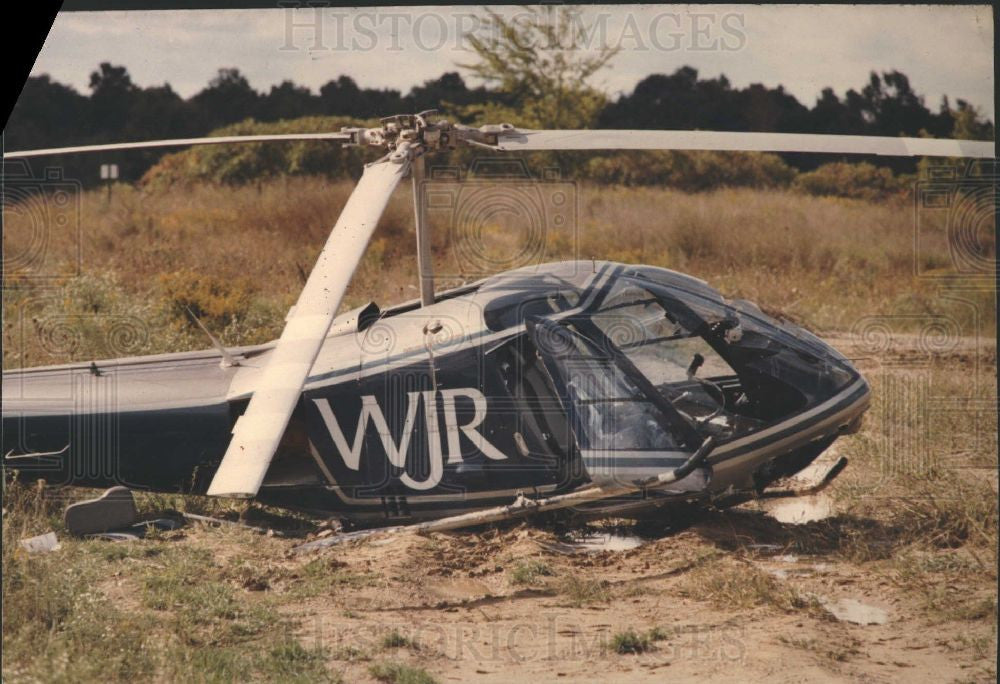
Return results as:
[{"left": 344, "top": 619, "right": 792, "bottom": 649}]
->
[{"left": 2, "top": 113, "right": 994, "bottom": 533}]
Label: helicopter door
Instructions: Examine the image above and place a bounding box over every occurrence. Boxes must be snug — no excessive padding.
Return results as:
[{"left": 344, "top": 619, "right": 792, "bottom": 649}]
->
[{"left": 526, "top": 316, "right": 706, "bottom": 491}]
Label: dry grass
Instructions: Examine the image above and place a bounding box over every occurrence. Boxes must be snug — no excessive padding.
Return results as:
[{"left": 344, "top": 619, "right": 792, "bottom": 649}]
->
[
  {"left": 2, "top": 175, "right": 996, "bottom": 680},
  {"left": 4, "top": 176, "right": 991, "bottom": 368},
  {"left": 1, "top": 476, "right": 339, "bottom": 683},
  {"left": 557, "top": 574, "right": 612, "bottom": 607},
  {"left": 368, "top": 661, "right": 438, "bottom": 684},
  {"left": 509, "top": 558, "right": 554, "bottom": 585},
  {"left": 678, "top": 558, "right": 828, "bottom": 616}
]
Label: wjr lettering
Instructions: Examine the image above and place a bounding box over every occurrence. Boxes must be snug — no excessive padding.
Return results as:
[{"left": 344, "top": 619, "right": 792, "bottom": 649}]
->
[{"left": 312, "top": 388, "right": 506, "bottom": 490}]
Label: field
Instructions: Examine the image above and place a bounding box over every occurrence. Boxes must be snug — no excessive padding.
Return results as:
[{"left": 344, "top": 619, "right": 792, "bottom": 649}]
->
[
  {"left": 3, "top": 176, "right": 993, "bottom": 368},
  {"left": 2, "top": 175, "right": 997, "bottom": 682}
]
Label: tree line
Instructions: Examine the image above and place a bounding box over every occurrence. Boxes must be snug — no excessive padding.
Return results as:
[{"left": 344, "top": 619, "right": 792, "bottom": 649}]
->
[{"left": 5, "top": 61, "right": 993, "bottom": 186}]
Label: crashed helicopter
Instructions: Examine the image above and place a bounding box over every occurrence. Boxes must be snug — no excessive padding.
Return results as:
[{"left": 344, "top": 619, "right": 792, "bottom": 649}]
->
[{"left": 2, "top": 114, "right": 994, "bottom": 532}]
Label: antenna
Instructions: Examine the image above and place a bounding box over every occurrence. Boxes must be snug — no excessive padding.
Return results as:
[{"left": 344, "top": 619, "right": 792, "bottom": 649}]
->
[{"left": 185, "top": 307, "right": 239, "bottom": 368}]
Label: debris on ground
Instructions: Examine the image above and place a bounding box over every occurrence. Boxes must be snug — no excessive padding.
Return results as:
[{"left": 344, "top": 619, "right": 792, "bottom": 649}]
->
[
  {"left": 19, "top": 531, "right": 61, "bottom": 553},
  {"left": 64, "top": 485, "right": 138, "bottom": 536}
]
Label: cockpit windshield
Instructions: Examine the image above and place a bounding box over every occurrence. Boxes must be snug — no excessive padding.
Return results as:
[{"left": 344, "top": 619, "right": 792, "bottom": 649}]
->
[
  {"left": 529, "top": 270, "right": 858, "bottom": 450},
  {"left": 586, "top": 280, "right": 764, "bottom": 442}
]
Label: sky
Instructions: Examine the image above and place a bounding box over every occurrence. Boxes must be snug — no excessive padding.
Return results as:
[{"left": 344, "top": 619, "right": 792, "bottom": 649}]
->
[{"left": 30, "top": 5, "right": 996, "bottom": 119}]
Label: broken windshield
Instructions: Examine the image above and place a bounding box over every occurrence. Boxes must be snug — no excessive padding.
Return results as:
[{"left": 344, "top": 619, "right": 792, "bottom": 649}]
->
[
  {"left": 580, "top": 279, "right": 764, "bottom": 442},
  {"left": 530, "top": 271, "right": 858, "bottom": 451},
  {"left": 527, "top": 317, "right": 691, "bottom": 451}
]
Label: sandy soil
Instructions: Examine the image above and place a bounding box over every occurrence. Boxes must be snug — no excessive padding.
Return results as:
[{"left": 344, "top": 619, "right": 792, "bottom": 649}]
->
[
  {"left": 236, "top": 333, "right": 995, "bottom": 683},
  {"left": 273, "top": 520, "right": 989, "bottom": 683}
]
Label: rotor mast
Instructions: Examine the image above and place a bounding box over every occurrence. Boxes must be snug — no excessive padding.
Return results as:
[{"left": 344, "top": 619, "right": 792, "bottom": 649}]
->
[
  {"left": 410, "top": 152, "right": 434, "bottom": 307},
  {"left": 344, "top": 112, "right": 516, "bottom": 308}
]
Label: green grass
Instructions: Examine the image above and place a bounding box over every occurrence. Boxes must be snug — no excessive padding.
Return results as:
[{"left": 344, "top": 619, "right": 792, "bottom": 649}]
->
[
  {"left": 368, "top": 661, "right": 438, "bottom": 684},
  {"left": 381, "top": 629, "right": 417, "bottom": 650},
  {"left": 1, "top": 476, "right": 338, "bottom": 682},
  {"left": 610, "top": 629, "right": 653, "bottom": 654},
  {"left": 290, "top": 556, "right": 382, "bottom": 599},
  {"left": 509, "top": 558, "right": 554, "bottom": 585},
  {"left": 557, "top": 574, "right": 612, "bottom": 607}
]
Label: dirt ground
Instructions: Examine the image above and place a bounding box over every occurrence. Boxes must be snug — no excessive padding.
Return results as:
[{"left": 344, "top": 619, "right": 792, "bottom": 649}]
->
[
  {"left": 5, "top": 333, "right": 997, "bottom": 683},
  {"left": 282, "top": 522, "right": 989, "bottom": 683},
  {"left": 215, "top": 333, "right": 999, "bottom": 683}
]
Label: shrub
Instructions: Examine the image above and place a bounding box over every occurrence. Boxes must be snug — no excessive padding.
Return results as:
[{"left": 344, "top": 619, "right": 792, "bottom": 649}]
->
[
  {"left": 381, "top": 629, "right": 416, "bottom": 650},
  {"left": 369, "top": 661, "right": 438, "bottom": 684},
  {"left": 610, "top": 629, "right": 653, "bottom": 654},
  {"left": 794, "top": 161, "right": 910, "bottom": 201},
  {"left": 510, "top": 558, "right": 554, "bottom": 585},
  {"left": 140, "top": 116, "right": 381, "bottom": 188},
  {"left": 558, "top": 574, "right": 612, "bottom": 606},
  {"left": 585, "top": 150, "right": 796, "bottom": 191},
  {"left": 158, "top": 269, "right": 254, "bottom": 329}
]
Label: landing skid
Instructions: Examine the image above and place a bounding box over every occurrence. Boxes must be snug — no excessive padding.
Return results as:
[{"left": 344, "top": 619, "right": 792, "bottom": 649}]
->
[
  {"left": 293, "top": 437, "right": 716, "bottom": 552},
  {"left": 711, "top": 456, "right": 849, "bottom": 510}
]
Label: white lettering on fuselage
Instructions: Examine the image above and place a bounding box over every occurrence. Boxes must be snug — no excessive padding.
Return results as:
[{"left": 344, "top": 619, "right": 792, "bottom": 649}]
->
[{"left": 311, "top": 388, "right": 506, "bottom": 490}]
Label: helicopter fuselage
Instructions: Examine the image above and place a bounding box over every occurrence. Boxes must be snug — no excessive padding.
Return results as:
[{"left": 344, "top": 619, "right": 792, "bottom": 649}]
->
[{"left": 2, "top": 261, "right": 869, "bottom": 525}]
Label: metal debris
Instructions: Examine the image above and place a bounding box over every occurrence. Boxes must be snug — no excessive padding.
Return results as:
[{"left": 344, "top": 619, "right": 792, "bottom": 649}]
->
[
  {"left": 821, "top": 597, "right": 889, "bottom": 625},
  {"left": 64, "top": 486, "right": 138, "bottom": 536},
  {"left": 19, "top": 531, "right": 61, "bottom": 553}
]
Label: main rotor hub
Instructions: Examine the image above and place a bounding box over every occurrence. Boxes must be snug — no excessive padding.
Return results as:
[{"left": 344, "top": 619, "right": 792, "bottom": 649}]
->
[{"left": 342, "top": 113, "right": 515, "bottom": 157}]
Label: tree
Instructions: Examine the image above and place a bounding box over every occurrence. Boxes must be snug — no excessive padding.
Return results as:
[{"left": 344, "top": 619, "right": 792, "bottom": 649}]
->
[
  {"left": 191, "top": 68, "right": 260, "bottom": 129},
  {"left": 88, "top": 62, "right": 136, "bottom": 134},
  {"left": 318, "top": 76, "right": 404, "bottom": 118},
  {"left": 458, "top": 7, "right": 619, "bottom": 128},
  {"left": 809, "top": 88, "right": 866, "bottom": 135},
  {"left": 949, "top": 99, "right": 994, "bottom": 140},
  {"left": 405, "top": 72, "right": 496, "bottom": 113},
  {"left": 599, "top": 68, "right": 743, "bottom": 130},
  {"left": 5, "top": 75, "right": 91, "bottom": 148},
  {"left": 257, "top": 80, "right": 318, "bottom": 122}
]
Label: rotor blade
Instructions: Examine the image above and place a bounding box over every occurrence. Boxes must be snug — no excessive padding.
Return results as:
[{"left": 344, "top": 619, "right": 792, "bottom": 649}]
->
[
  {"left": 206, "top": 156, "right": 409, "bottom": 498},
  {"left": 492, "top": 129, "right": 995, "bottom": 158},
  {"left": 3, "top": 132, "right": 353, "bottom": 159}
]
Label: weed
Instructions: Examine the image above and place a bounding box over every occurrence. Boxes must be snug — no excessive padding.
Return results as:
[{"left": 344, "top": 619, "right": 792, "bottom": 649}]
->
[
  {"left": 369, "top": 661, "right": 438, "bottom": 684},
  {"left": 332, "top": 645, "right": 371, "bottom": 661},
  {"left": 619, "top": 582, "right": 656, "bottom": 598},
  {"left": 558, "top": 574, "right": 612, "bottom": 607},
  {"left": 510, "top": 558, "right": 554, "bottom": 585},
  {"left": 647, "top": 626, "right": 670, "bottom": 641},
  {"left": 5, "top": 180, "right": 990, "bottom": 370},
  {"left": 952, "top": 633, "right": 994, "bottom": 660},
  {"left": 258, "top": 639, "right": 337, "bottom": 682},
  {"left": 610, "top": 628, "right": 653, "bottom": 654},
  {"left": 381, "top": 629, "right": 417, "bottom": 650},
  {"left": 681, "top": 560, "right": 827, "bottom": 616},
  {"left": 778, "top": 634, "right": 861, "bottom": 662}
]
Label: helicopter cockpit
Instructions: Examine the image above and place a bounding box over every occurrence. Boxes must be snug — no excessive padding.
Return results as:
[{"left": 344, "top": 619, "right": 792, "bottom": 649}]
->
[{"left": 485, "top": 262, "right": 862, "bottom": 489}]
